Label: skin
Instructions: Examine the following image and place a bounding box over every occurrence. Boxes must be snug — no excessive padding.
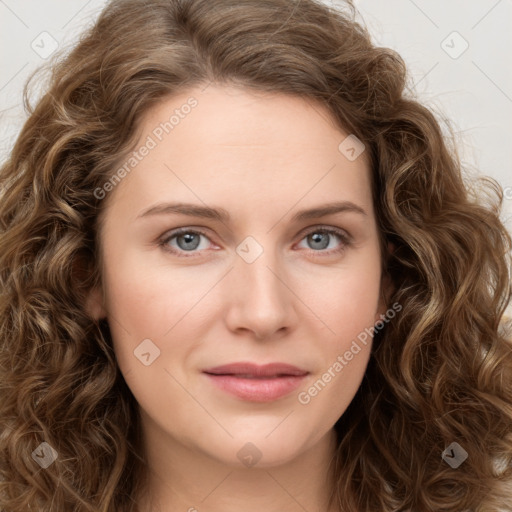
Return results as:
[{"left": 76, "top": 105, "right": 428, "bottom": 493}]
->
[{"left": 87, "top": 83, "right": 390, "bottom": 512}]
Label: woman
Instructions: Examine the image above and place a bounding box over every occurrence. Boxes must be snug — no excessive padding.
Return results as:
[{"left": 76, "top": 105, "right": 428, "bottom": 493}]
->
[{"left": 1, "top": 0, "right": 511, "bottom": 510}]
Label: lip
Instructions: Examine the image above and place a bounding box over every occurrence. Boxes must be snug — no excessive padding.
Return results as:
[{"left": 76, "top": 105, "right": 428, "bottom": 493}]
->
[{"left": 203, "top": 362, "right": 309, "bottom": 402}]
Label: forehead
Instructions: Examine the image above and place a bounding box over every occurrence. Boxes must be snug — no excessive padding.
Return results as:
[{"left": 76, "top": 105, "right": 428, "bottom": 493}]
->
[{"left": 104, "top": 84, "right": 374, "bottom": 222}]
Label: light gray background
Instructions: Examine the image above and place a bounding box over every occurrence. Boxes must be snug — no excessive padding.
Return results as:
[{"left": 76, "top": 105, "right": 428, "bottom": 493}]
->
[{"left": 1, "top": 0, "right": 511, "bottom": 224}]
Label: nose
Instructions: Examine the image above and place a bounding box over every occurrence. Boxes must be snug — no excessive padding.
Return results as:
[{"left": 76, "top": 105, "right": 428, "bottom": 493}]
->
[{"left": 224, "top": 246, "right": 298, "bottom": 341}]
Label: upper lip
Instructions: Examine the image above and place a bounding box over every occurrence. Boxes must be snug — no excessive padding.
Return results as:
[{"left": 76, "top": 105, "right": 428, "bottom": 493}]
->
[{"left": 203, "top": 362, "right": 309, "bottom": 377}]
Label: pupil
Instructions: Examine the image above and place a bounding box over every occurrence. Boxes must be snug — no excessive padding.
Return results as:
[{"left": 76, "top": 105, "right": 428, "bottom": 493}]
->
[
  {"left": 178, "top": 233, "right": 200, "bottom": 250},
  {"left": 310, "top": 232, "right": 328, "bottom": 250}
]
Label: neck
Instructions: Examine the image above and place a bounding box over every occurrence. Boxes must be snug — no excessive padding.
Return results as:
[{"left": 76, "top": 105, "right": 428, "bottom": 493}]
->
[{"left": 135, "top": 414, "right": 340, "bottom": 512}]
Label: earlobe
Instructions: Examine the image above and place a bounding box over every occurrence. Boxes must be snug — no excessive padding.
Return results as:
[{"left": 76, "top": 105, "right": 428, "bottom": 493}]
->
[{"left": 86, "top": 285, "right": 107, "bottom": 320}]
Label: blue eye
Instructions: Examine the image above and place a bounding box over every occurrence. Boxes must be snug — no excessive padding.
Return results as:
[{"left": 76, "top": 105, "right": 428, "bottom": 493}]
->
[
  {"left": 159, "top": 229, "right": 211, "bottom": 256},
  {"left": 297, "top": 227, "right": 350, "bottom": 255},
  {"left": 158, "top": 226, "right": 351, "bottom": 258}
]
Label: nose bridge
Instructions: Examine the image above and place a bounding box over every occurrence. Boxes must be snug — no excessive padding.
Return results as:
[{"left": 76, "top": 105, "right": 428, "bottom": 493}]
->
[
  {"left": 225, "top": 235, "right": 295, "bottom": 337},
  {"left": 236, "top": 237, "right": 287, "bottom": 306}
]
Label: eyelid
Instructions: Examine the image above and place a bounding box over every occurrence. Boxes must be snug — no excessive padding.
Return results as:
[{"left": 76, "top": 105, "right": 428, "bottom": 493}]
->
[
  {"left": 294, "top": 225, "right": 352, "bottom": 256},
  {"left": 158, "top": 227, "right": 214, "bottom": 257},
  {"left": 158, "top": 224, "right": 352, "bottom": 257},
  {"left": 296, "top": 224, "right": 352, "bottom": 243}
]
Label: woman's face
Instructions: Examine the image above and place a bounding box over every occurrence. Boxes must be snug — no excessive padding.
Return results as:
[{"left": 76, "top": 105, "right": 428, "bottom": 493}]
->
[{"left": 91, "top": 84, "right": 388, "bottom": 468}]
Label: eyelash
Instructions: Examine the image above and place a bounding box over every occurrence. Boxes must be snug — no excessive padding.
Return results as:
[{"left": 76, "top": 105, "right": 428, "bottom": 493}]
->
[{"left": 158, "top": 226, "right": 352, "bottom": 258}]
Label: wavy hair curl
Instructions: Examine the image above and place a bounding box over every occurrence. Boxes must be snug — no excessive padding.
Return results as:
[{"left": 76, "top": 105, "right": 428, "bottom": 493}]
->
[{"left": 1, "top": 0, "right": 511, "bottom": 510}]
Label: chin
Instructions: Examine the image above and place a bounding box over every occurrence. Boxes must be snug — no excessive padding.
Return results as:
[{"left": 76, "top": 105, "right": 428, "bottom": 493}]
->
[{"left": 203, "top": 430, "right": 314, "bottom": 469}]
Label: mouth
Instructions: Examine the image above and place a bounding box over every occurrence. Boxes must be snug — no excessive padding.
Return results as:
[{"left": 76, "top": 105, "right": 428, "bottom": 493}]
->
[{"left": 202, "top": 362, "right": 309, "bottom": 402}]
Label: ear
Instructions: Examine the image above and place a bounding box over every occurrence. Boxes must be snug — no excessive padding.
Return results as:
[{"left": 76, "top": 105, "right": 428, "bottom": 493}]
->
[
  {"left": 86, "top": 285, "right": 107, "bottom": 320},
  {"left": 375, "top": 241, "right": 395, "bottom": 323}
]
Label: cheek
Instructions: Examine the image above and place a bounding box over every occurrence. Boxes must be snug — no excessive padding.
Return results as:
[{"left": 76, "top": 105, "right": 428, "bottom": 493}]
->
[
  {"left": 338, "top": 271, "right": 381, "bottom": 337},
  {"left": 101, "top": 243, "right": 223, "bottom": 379},
  {"left": 308, "top": 258, "right": 382, "bottom": 349},
  {"left": 102, "top": 245, "right": 210, "bottom": 333},
  {"left": 295, "top": 267, "right": 379, "bottom": 419},
  {"left": 297, "top": 343, "right": 371, "bottom": 434}
]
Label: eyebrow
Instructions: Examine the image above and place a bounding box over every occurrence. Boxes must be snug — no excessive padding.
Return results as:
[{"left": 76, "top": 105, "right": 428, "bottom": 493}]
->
[{"left": 136, "top": 200, "right": 367, "bottom": 223}]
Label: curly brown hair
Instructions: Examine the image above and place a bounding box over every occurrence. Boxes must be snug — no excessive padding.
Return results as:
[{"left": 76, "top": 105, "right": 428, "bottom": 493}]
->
[{"left": 1, "top": 0, "right": 511, "bottom": 510}]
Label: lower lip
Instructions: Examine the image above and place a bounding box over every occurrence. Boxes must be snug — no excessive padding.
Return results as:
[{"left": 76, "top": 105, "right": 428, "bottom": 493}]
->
[{"left": 204, "top": 373, "right": 307, "bottom": 402}]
